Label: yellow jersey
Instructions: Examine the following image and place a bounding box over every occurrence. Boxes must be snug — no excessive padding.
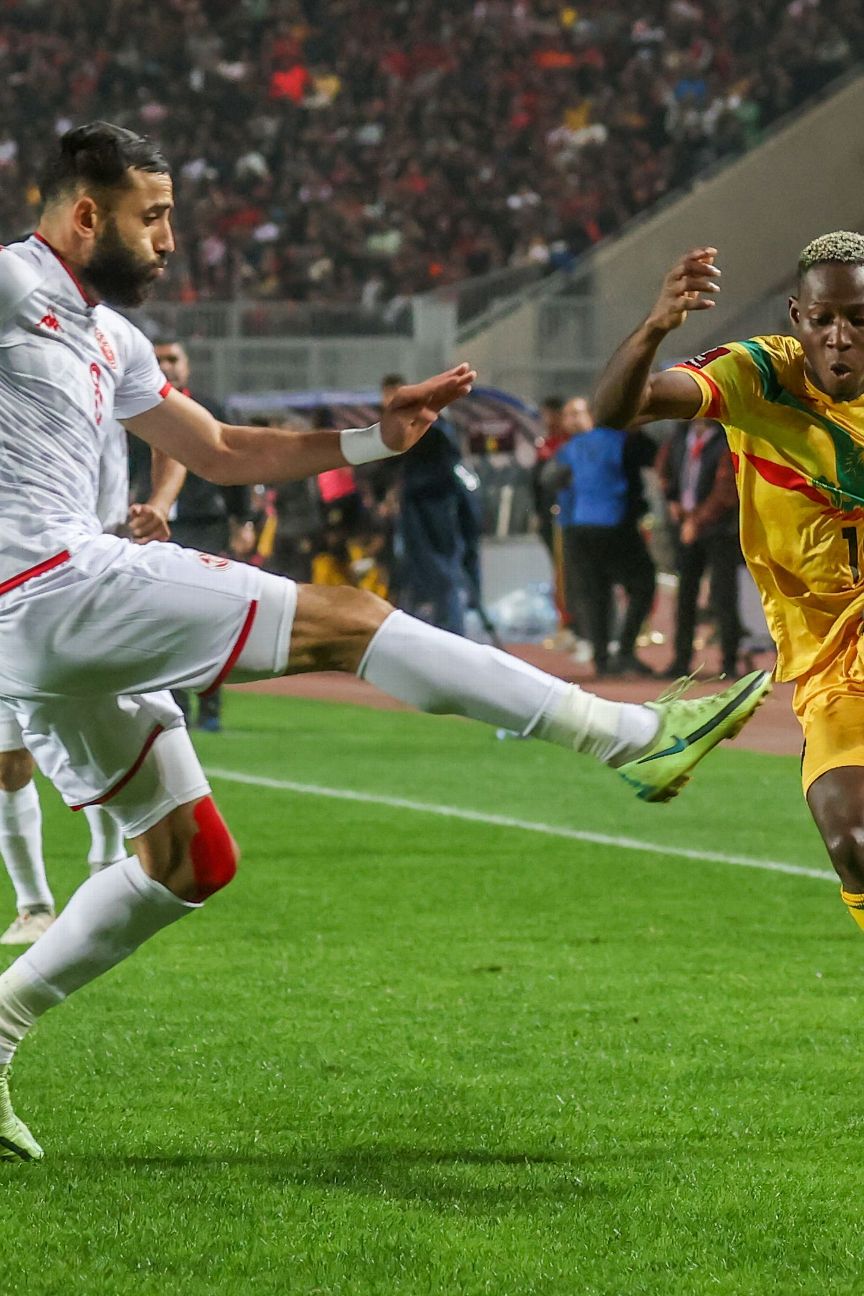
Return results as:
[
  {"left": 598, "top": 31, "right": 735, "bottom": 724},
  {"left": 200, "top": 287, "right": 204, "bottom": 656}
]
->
[{"left": 670, "top": 335, "right": 864, "bottom": 681}]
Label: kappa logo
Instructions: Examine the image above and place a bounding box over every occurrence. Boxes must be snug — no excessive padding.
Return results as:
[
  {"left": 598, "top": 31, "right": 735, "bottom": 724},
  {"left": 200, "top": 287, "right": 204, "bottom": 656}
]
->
[
  {"left": 94, "top": 327, "right": 117, "bottom": 369},
  {"left": 38, "top": 310, "right": 61, "bottom": 333},
  {"left": 197, "top": 553, "right": 232, "bottom": 571}
]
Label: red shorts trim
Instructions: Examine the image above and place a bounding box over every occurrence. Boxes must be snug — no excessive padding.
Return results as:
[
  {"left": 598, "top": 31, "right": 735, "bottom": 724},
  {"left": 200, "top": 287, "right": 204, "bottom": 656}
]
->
[
  {"left": 200, "top": 599, "right": 259, "bottom": 696},
  {"left": 0, "top": 549, "right": 71, "bottom": 598},
  {"left": 71, "top": 723, "right": 165, "bottom": 811}
]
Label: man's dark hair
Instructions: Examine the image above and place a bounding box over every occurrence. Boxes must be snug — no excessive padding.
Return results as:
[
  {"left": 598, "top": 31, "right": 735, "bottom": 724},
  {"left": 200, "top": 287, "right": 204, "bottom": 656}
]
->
[
  {"left": 381, "top": 373, "right": 405, "bottom": 388},
  {"left": 541, "top": 396, "right": 564, "bottom": 412},
  {"left": 40, "top": 121, "right": 170, "bottom": 206}
]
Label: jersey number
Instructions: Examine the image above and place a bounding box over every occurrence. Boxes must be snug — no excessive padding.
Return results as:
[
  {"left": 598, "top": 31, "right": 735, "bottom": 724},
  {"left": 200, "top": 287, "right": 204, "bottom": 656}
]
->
[{"left": 842, "top": 525, "right": 860, "bottom": 584}]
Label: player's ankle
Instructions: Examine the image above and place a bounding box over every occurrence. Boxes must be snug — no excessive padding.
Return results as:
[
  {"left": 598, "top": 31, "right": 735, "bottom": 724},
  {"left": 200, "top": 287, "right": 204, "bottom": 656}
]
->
[{"left": 537, "top": 685, "right": 659, "bottom": 764}]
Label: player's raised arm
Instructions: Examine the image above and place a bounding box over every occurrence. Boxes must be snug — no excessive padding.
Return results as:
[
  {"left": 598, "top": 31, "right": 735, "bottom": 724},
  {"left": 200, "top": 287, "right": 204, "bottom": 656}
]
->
[
  {"left": 124, "top": 364, "right": 476, "bottom": 485},
  {"left": 593, "top": 248, "right": 722, "bottom": 428}
]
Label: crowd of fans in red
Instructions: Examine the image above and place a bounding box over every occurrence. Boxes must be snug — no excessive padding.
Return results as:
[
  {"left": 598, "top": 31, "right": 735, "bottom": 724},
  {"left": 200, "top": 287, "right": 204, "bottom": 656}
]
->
[{"left": 1, "top": 0, "right": 859, "bottom": 307}]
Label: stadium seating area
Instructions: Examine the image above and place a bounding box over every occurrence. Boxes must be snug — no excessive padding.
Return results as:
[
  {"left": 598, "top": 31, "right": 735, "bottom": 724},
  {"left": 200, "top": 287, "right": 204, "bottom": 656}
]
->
[{"left": 1, "top": 0, "right": 860, "bottom": 306}]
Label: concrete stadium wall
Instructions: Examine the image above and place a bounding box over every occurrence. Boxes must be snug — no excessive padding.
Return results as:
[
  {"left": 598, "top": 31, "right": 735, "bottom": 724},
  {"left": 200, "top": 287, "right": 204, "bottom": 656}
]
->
[
  {"left": 591, "top": 72, "right": 864, "bottom": 363},
  {"left": 461, "top": 72, "right": 864, "bottom": 402}
]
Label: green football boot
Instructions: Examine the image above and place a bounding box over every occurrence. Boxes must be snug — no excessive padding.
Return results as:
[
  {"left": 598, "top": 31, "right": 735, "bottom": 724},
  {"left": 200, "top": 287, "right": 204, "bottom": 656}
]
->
[
  {"left": 0, "top": 1064, "right": 43, "bottom": 1162},
  {"left": 616, "top": 669, "right": 773, "bottom": 803}
]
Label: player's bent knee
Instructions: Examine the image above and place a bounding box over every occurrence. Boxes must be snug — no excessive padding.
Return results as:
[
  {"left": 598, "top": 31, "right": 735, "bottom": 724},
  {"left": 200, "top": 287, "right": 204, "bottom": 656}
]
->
[
  {"left": 0, "top": 748, "right": 35, "bottom": 793},
  {"left": 189, "top": 796, "right": 239, "bottom": 901}
]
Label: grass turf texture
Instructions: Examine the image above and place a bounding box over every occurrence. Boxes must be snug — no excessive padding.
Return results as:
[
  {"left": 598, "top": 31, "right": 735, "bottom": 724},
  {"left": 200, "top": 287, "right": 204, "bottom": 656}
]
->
[{"left": 0, "top": 691, "right": 857, "bottom": 1296}]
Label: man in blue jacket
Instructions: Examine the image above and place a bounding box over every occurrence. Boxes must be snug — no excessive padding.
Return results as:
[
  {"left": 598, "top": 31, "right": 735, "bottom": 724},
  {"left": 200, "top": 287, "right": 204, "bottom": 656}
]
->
[{"left": 555, "top": 397, "right": 656, "bottom": 677}]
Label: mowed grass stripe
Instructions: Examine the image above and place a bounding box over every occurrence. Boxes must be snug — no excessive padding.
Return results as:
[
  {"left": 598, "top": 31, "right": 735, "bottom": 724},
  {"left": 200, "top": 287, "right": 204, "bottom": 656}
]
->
[{"left": 205, "top": 765, "right": 835, "bottom": 884}]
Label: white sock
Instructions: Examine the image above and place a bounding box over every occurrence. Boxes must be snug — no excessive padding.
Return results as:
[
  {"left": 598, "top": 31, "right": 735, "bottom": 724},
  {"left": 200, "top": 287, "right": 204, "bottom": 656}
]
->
[
  {"left": 0, "top": 856, "right": 197, "bottom": 1064},
  {"left": 0, "top": 782, "right": 54, "bottom": 913},
  {"left": 538, "top": 692, "right": 659, "bottom": 765},
  {"left": 359, "top": 611, "right": 658, "bottom": 763},
  {"left": 82, "top": 804, "right": 126, "bottom": 870}
]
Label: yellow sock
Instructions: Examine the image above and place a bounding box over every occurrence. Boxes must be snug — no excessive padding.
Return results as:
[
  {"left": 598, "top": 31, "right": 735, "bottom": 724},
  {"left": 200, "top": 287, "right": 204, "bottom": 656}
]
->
[{"left": 841, "top": 889, "right": 864, "bottom": 931}]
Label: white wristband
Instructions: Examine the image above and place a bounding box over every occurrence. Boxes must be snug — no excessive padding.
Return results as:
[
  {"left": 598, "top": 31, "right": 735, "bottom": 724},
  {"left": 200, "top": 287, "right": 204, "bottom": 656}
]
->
[{"left": 340, "top": 422, "right": 399, "bottom": 466}]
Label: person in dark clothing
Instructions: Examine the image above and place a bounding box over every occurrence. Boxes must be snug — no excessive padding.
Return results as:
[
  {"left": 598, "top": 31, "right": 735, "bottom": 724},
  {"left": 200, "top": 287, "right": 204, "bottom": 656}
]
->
[
  {"left": 555, "top": 397, "right": 656, "bottom": 678},
  {"left": 532, "top": 396, "right": 567, "bottom": 557},
  {"left": 383, "top": 374, "right": 481, "bottom": 636},
  {"left": 656, "top": 419, "right": 742, "bottom": 679},
  {"left": 154, "top": 339, "right": 255, "bottom": 732}
]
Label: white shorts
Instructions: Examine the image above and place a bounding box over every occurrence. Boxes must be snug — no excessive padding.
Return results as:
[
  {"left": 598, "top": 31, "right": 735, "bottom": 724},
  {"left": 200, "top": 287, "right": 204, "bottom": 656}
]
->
[
  {"left": 0, "top": 535, "right": 298, "bottom": 830},
  {"left": 0, "top": 700, "right": 23, "bottom": 753}
]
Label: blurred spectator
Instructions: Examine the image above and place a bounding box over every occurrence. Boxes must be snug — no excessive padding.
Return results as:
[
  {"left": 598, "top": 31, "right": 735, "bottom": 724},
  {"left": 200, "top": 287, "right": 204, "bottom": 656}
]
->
[
  {"left": 154, "top": 339, "right": 254, "bottom": 732},
  {"left": 532, "top": 397, "right": 568, "bottom": 559},
  {"left": 385, "top": 374, "right": 482, "bottom": 636},
  {"left": 306, "top": 406, "right": 385, "bottom": 594},
  {"left": 533, "top": 395, "right": 586, "bottom": 649},
  {"left": 554, "top": 397, "right": 656, "bottom": 678},
  {"left": 258, "top": 481, "right": 322, "bottom": 583},
  {"left": 657, "top": 419, "right": 742, "bottom": 679},
  {"left": 0, "top": 0, "right": 859, "bottom": 307}
]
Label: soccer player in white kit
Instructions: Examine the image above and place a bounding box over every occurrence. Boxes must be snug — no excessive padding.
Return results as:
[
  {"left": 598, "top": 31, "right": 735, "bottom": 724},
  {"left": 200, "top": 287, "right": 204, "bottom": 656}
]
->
[
  {"left": 0, "top": 419, "right": 186, "bottom": 944},
  {"left": 0, "top": 123, "right": 771, "bottom": 1160}
]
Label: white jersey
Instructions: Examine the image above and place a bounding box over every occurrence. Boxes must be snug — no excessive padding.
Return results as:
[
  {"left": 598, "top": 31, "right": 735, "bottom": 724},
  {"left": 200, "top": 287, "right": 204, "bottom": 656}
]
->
[
  {"left": 0, "top": 235, "right": 168, "bottom": 585},
  {"left": 96, "top": 420, "right": 132, "bottom": 533}
]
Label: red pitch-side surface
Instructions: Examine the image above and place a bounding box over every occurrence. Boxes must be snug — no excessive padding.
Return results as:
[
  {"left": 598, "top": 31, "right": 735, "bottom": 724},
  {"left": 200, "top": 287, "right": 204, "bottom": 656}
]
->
[{"left": 234, "top": 640, "right": 798, "bottom": 759}]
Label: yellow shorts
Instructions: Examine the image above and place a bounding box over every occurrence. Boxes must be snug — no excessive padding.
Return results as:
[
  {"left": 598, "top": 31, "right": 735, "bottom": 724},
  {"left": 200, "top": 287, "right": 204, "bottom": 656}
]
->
[{"left": 795, "top": 626, "right": 864, "bottom": 792}]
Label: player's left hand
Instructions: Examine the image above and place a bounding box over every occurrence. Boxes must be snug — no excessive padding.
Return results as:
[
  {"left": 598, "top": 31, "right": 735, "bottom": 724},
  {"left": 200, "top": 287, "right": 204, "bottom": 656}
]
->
[
  {"left": 380, "top": 363, "right": 476, "bottom": 453},
  {"left": 127, "top": 503, "right": 171, "bottom": 543}
]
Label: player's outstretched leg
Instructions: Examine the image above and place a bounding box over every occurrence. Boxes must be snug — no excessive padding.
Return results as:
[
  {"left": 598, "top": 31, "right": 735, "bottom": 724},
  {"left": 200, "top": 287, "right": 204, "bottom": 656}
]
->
[
  {"left": 0, "top": 792, "right": 238, "bottom": 1161},
  {"left": 0, "top": 751, "right": 55, "bottom": 946},
  {"left": 288, "top": 591, "right": 771, "bottom": 803}
]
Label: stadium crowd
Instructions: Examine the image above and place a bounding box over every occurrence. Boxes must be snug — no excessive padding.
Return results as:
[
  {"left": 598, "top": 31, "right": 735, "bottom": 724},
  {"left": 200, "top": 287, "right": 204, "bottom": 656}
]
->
[{"left": 0, "top": 0, "right": 860, "bottom": 307}]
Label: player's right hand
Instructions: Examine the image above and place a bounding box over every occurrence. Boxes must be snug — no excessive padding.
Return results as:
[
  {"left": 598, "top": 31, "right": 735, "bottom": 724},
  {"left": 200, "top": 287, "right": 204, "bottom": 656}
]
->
[
  {"left": 647, "top": 248, "right": 721, "bottom": 332},
  {"left": 380, "top": 362, "right": 476, "bottom": 454}
]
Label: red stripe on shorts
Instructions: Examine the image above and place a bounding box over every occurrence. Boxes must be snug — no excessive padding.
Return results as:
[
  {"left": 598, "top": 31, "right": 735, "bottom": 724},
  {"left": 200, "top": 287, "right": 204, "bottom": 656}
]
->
[
  {"left": 71, "top": 723, "right": 165, "bottom": 811},
  {"left": 200, "top": 599, "right": 259, "bottom": 697},
  {"left": 0, "top": 549, "right": 71, "bottom": 597}
]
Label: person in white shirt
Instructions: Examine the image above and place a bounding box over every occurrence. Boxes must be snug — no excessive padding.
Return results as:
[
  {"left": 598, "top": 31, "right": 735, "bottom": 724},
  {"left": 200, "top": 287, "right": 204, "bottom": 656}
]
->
[
  {"left": 0, "top": 420, "right": 185, "bottom": 944},
  {"left": 0, "top": 122, "right": 769, "bottom": 1161}
]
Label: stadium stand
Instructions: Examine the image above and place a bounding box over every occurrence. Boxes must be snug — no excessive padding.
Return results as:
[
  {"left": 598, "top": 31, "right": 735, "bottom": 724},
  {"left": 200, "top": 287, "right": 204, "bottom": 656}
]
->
[{"left": 1, "top": 0, "right": 861, "bottom": 307}]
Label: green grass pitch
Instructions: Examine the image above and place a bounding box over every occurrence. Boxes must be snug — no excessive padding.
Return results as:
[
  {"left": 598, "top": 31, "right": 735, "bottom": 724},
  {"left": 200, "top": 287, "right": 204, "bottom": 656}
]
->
[{"left": 0, "top": 691, "right": 859, "bottom": 1296}]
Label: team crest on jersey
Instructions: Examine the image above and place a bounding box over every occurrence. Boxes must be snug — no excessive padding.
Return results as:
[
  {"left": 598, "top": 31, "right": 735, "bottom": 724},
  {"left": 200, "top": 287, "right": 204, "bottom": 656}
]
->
[
  {"left": 197, "top": 552, "right": 231, "bottom": 571},
  {"left": 94, "top": 327, "right": 117, "bottom": 369},
  {"left": 38, "top": 309, "right": 61, "bottom": 333},
  {"left": 684, "top": 345, "right": 729, "bottom": 370}
]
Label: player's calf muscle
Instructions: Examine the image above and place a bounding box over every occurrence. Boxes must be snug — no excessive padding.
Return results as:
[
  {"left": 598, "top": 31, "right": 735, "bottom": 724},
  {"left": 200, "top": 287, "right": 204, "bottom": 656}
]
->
[
  {"left": 288, "top": 584, "right": 392, "bottom": 674},
  {"left": 807, "top": 768, "right": 864, "bottom": 889}
]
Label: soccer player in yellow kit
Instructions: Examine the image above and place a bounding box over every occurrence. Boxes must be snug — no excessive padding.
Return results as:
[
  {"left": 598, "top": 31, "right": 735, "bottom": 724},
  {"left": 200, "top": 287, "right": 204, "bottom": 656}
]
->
[{"left": 594, "top": 231, "right": 864, "bottom": 929}]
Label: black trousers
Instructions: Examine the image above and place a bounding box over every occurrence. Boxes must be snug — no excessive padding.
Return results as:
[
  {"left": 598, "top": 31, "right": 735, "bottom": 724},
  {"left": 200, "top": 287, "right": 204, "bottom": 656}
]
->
[
  {"left": 673, "top": 531, "right": 742, "bottom": 673},
  {"left": 564, "top": 523, "right": 656, "bottom": 668}
]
